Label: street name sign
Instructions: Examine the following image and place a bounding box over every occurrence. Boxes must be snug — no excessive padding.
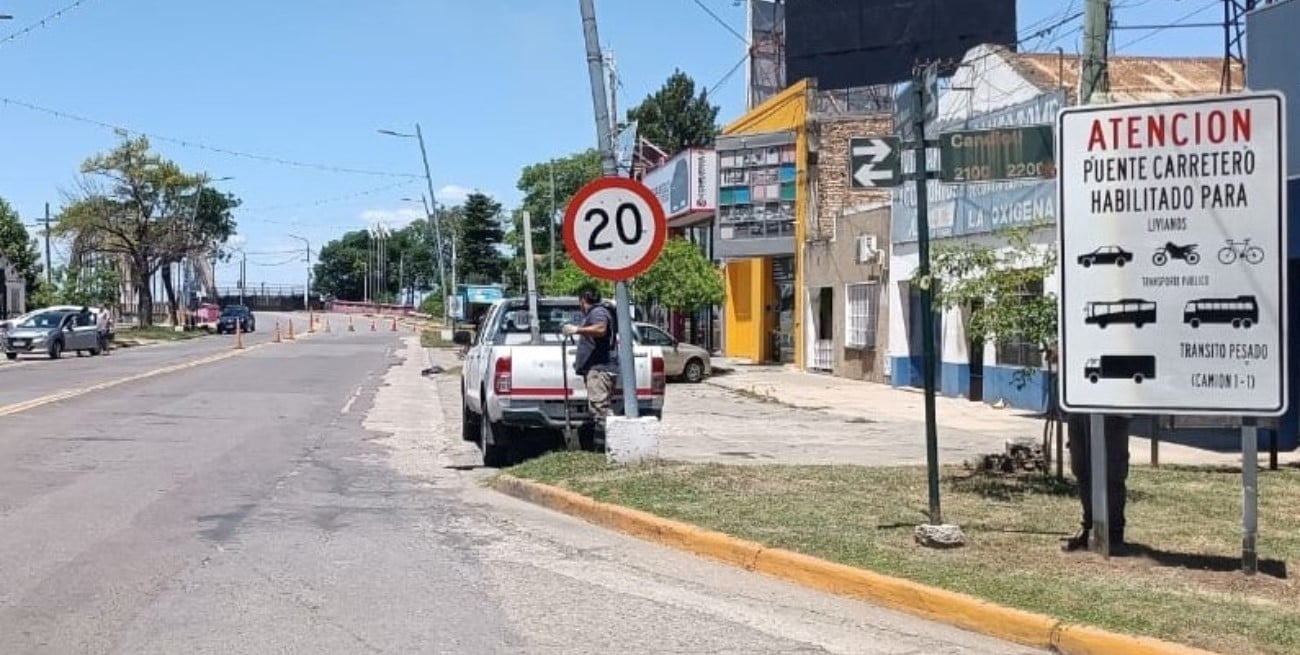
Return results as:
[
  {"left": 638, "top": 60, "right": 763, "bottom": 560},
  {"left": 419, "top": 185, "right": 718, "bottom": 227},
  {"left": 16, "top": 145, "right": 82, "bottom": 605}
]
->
[
  {"left": 1057, "top": 93, "right": 1288, "bottom": 416},
  {"left": 563, "top": 176, "right": 668, "bottom": 281},
  {"left": 939, "top": 125, "right": 1054, "bottom": 183},
  {"left": 849, "top": 136, "right": 900, "bottom": 188}
]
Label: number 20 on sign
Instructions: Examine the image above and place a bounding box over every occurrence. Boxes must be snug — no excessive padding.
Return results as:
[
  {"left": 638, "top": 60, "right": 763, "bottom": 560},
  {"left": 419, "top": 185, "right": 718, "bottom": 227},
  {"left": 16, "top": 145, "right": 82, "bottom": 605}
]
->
[{"left": 563, "top": 176, "right": 668, "bottom": 281}]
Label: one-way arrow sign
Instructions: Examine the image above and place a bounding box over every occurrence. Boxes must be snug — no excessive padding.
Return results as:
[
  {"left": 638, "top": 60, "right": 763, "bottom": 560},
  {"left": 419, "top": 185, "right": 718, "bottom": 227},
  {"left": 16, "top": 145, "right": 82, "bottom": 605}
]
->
[{"left": 849, "top": 136, "right": 900, "bottom": 188}]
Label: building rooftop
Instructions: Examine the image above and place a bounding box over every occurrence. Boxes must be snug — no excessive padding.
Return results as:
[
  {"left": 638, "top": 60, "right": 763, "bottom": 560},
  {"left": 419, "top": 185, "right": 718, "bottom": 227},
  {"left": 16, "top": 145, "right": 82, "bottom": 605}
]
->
[{"left": 1001, "top": 48, "right": 1239, "bottom": 103}]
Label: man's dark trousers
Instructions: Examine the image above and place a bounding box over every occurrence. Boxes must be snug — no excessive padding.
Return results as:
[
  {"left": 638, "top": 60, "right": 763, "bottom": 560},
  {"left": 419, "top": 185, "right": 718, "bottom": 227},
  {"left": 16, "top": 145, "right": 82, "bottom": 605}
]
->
[{"left": 1066, "top": 414, "right": 1131, "bottom": 543}]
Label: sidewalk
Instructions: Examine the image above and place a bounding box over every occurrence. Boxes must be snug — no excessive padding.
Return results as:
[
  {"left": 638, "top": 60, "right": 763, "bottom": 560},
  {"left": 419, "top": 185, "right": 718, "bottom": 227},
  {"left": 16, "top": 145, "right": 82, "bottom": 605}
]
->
[{"left": 706, "top": 359, "right": 1298, "bottom": 468}]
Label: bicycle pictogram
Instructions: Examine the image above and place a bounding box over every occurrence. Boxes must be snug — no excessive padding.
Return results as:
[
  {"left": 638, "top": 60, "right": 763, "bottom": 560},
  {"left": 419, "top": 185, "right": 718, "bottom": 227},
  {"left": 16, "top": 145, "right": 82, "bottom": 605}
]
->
[{"left": 1217, "top": 238, "right": 1265, "bottom": 265}]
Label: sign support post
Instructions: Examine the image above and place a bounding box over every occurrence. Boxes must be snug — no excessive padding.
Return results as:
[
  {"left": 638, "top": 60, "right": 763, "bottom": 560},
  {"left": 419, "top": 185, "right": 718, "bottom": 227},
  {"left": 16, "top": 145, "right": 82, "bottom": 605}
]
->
[
  {"left": 1242, "top": 417, "right": 1258, "bottom": 575},
  {"left": 911, "top": 62, "right": 943, "bottom": 527},
  {"left": 1088, "top": 413, "right": 1109, "bottom": 556},
  {"left": 578, "top": 0, "right": 638, "bottom": 419}
]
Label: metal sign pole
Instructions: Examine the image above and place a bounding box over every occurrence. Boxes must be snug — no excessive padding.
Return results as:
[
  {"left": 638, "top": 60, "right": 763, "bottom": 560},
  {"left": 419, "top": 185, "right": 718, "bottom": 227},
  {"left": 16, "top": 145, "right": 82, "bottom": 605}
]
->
[
  {"left": 912, "top": 63, "right": 941, "bottom": 525},
  {"left": 1089, "top": 413, "right": 1110, "bottom": 557},
  {"left": 579, "top": 0, "right": 637, "bottom": 419},
  {"left": 1242, "top": 418, "right": 1259, "bottom": 575}
]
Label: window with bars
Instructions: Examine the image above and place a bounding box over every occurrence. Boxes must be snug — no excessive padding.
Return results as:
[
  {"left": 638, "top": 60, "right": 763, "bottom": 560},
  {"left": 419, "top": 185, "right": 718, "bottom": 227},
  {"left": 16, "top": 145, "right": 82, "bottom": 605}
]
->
[
  {"left": 995, "top": 279, "right": 1045, "bottom": 368},
  {"left": 845, "top": 282, "right": 878, "bottom": 349}
]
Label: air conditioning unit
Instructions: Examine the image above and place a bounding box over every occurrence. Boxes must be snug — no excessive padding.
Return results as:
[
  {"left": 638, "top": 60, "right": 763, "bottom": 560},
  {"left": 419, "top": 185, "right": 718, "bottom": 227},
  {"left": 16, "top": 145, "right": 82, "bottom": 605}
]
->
[{"left": 856, "top": 235, "right": 880, "bottom": 263}]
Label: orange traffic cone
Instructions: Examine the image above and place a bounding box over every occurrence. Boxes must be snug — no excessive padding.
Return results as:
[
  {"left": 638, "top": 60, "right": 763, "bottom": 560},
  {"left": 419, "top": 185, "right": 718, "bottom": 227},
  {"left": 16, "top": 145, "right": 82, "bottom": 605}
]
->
[
  {"left": 370, "top": 319, "right": 376, "bottom": 332},
  {"left": 390, "top": 316, "right": 398, "bottom": 332},
  {"left": 234, "top": 318, "right": 245, "bottom": 350},
  {"left": 287, "top": 320, "right": 296, "bottom": 341},
  {"left": 273, "top": 320, "right": 282, "bottom": 343},
  {"left": 348, "top": 315, "right": 355, "bottom": 332}
]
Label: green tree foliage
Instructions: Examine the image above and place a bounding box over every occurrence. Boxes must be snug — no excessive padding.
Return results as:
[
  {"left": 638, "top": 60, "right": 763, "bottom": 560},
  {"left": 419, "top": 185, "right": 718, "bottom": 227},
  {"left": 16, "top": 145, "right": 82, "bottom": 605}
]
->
[
  {"left": 637, "top": 238, "right": 724, "bottom": 312},
  {"left": 511, "top": 149, "right": 602, "bottom": 263},
  {"left": 625, "top": 70, "right": 720, "bottom": 155},
  {"left": 313, "top": 230, "right": 371, "bottom": 300},
  {"left": 0, "top": 197, "right": 43, "bottom": 300},
  {"left": 159, "top": 185, "right": 239, "bottom": 319},
  {"left": 456, "top": 192, "right": 505, "bottom": 285},
  {"left": 54, "top": 136, "right": 238, "bottom": 325},
  {"left": 56, "top": 264, "right": 122, "bottom": 308},
  {"left": 544, "top": 258, "right": 612, "bottom": 298},
  {"left": 923, "top": 225, "right": 1058, "bottom": 388}
]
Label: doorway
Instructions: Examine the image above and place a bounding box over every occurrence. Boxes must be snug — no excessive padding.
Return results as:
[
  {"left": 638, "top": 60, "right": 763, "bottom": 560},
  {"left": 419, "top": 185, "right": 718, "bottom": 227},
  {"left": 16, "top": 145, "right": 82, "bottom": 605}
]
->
[{"left": 967, "top": 300, "right": 984, "bottom": 402}]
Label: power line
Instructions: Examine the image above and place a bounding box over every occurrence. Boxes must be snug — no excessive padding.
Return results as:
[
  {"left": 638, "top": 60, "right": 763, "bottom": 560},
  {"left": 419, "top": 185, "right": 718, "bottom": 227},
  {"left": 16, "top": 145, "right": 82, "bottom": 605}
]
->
[
  {"left": 0, "top": 0, "right": 96, "bottom": 49},
  {"left": 241, "top": 180, "right": 418, "bottom": 212},
  {"left": 708, "top": 54, "right": 749, "bottom": 97},
  {"left": 0, "top": 95, "right": 423, "bottom": 179},
  {"left": 691, "top": 0, "right": 746, "bottom": 44},
  {"left": 1117, "top": 0, "right": 1220, "bottom": 51}
]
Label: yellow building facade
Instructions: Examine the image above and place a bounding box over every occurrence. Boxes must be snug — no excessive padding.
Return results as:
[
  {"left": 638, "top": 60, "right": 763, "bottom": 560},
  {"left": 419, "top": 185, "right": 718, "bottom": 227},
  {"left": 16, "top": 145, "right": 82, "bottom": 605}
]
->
[{"left": 717, "top": 79, "right": 812, "bottom": 366}]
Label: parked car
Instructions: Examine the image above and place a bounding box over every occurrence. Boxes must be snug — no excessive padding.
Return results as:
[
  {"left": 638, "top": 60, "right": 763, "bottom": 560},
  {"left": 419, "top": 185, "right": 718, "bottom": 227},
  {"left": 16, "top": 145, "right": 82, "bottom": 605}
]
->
[
  {"left": 457, "top": 297, "right": 666, "bottom": 467},
  {"left": 216, "top": 305, "right": 256, "bottom": 334},
  {"left": 633, "top": 322, "right": 711, "bottom": 383},
  {"left": 4, "top": 309, "right": 104, "bottom": 359}
]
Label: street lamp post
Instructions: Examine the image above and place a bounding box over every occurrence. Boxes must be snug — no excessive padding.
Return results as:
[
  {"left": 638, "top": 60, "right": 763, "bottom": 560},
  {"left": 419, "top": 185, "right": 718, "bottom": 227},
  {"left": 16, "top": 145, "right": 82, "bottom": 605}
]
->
[
  {"left": 379, "top": 124, "right": 448, "bottom": 325},
  {"left": 286, "top": 234, "right": 310, "bottom": 311}
]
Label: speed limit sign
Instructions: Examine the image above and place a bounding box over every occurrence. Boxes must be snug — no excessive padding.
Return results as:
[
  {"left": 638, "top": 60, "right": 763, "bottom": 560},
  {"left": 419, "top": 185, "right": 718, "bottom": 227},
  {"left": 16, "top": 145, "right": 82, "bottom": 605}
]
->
[{"left": 563, "top": 176, "right": 667, "bottom": 281}]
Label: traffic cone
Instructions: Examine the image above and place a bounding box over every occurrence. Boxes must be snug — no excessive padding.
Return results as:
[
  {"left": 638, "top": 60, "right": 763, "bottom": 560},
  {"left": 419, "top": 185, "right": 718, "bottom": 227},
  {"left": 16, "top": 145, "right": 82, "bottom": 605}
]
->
[
  {"left": 370, "top": 319, "right": 376, "bottom": 332},
  {"left": 325, "top": 319, "right": 332, "bottom": 333},
  {"left": 390, "top": 316, "right": 398, "bottom": 332},
  {"left": 287, "top": 320, "right": 296, "bottom": 341},
  {"left": 410, "top": 323, "right": 417, "bottom": 334},
  {"left": 348, "top": 315, "right": 355, "bottom": 332},
  {"left": 273, "top": 320, "right": 282, "bottom": 343},
  {"left": 234, "top": 318, "right": 245, "bottom": 350},
  {"left": 308, "top": 311, "right": 317, "bottom": 333}
]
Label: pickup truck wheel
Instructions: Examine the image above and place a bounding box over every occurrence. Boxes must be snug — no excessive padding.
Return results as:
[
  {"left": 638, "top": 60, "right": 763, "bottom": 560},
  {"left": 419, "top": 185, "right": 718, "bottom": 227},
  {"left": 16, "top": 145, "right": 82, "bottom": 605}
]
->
[
  {"left": 479, "top": 406, "right": 513, "bottom": 468},
  {"left": 683, "top": 358, "right": 706, "bottom": 383},
  {"left": 462, "top": 402, "right": 481, "bottom": 442}
]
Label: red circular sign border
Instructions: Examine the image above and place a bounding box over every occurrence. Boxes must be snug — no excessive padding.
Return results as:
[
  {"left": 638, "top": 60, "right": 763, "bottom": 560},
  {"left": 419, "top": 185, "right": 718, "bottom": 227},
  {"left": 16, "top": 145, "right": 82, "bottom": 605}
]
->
[{"left": 563, "top": 176, "right": 668, "bottom": 281}]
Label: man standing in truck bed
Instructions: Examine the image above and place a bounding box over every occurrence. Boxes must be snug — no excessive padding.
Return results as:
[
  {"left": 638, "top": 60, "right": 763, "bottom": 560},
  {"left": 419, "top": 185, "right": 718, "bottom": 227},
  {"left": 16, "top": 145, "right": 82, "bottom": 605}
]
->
[{"left": 562, "top": 288, "right": 618, "bottom": 445}]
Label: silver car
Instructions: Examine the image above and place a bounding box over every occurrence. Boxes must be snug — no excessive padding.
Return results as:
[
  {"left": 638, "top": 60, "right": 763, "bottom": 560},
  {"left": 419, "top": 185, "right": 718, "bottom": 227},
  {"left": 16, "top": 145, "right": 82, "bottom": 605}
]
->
[
  {"left": 4, "top": 310, "right": 104, "bottom": 360},
  {"left": 633, "top": 322, "right": 711, "bottom": 383}
]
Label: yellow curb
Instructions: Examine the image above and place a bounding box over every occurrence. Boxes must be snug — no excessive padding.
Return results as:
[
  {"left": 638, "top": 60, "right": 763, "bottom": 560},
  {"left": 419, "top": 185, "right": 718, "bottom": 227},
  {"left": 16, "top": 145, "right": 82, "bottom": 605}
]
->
[
  {"left": 0, "top": 342, "right": 270, "bottom": 418},
  {"left": 493, "top": 474, "right": 1220, "bottom": 655}
]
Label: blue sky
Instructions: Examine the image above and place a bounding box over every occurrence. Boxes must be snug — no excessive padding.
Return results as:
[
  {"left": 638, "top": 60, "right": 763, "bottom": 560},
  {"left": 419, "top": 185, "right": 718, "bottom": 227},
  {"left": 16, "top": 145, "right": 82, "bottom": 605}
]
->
[{"left": 0, "top": 0, "right": 1226, "bottom": 285}]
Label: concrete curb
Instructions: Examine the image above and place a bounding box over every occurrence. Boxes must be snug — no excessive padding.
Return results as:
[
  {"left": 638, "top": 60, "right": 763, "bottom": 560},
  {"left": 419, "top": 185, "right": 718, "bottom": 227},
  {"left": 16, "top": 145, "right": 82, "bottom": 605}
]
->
[{"left": 493, "top": 474, "right": 1219, "bottom": 655}]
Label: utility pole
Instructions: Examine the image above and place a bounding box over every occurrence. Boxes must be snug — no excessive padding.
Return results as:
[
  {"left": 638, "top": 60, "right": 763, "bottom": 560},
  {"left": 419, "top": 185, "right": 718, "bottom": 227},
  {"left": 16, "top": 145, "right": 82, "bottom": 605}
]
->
[
  {"left": 606, "top": 49, "right": 618, "bottom": 138},
  {"left": 287, "top": 234, "right": 310, "bottom": 311},
  {"left": 1081, "top": 0, "right": 1114, "bottom": 559},
  {"left": 239, "top": 252, "right": 246, "bottom": 307},
  {"left": 579, "top": 0, "right": 638, "bottom": 419},
  {"left": 549, "top": 161, "right": 557, "bottom": 277},
  {"left": 43, "top": 203, "right": 51, "bottom": 285}
]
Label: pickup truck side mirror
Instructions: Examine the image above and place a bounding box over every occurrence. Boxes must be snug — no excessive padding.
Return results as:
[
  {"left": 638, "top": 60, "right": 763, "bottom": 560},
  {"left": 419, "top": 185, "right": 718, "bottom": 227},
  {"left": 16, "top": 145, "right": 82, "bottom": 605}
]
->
[{"left": 452, "top": 330, "right": 472, "bottom": 345}]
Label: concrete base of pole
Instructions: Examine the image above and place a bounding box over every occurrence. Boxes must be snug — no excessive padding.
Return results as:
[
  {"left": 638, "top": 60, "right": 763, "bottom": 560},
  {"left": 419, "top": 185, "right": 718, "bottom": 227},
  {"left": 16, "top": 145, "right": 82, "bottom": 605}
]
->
[{"left": 605, "top": 416, "right": 660, "bottom": 466}]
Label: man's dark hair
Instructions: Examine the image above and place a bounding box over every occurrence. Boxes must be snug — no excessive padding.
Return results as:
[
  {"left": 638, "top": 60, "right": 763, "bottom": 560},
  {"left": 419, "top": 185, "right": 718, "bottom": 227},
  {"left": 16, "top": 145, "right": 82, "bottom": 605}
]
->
[{"left": 579, "top": 287, "right": 602, "bottom": 305}]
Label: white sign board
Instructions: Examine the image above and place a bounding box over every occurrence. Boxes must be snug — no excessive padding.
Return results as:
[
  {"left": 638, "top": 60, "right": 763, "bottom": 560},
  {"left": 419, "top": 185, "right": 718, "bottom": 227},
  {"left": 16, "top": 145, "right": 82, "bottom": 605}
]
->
[{"left": 1057, "top": 93, "right": 1289, "bottom": 416}]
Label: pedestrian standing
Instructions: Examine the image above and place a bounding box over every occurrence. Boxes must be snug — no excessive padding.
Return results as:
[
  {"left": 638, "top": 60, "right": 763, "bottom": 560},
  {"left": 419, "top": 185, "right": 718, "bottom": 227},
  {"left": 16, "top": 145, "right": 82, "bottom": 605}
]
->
[
  {"left": 1061, "top": 413, "right": 1132, "bottom": 552},
  {"left": 562, "top": 288, "right": 618, "bottom": 444}
]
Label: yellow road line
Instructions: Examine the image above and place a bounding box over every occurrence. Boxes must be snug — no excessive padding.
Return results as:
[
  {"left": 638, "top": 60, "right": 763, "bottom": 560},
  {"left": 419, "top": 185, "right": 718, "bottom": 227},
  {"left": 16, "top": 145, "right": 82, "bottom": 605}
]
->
[{"left": 0, "top": 342, "right": 270, "bottom": 418}]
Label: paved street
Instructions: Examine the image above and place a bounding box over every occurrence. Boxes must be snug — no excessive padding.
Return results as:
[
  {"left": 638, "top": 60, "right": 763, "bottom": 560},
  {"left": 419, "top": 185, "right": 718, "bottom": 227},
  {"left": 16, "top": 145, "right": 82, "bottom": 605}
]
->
[{"left": 0, "top": 323, "right": 1038, "bottom": 654}]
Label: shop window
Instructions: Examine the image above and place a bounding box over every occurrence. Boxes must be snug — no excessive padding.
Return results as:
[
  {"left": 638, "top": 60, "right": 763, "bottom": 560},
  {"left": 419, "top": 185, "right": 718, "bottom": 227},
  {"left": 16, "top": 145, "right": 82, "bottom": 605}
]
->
[{"left": 845, "top": 282, "right": 878, "bottom": 349}]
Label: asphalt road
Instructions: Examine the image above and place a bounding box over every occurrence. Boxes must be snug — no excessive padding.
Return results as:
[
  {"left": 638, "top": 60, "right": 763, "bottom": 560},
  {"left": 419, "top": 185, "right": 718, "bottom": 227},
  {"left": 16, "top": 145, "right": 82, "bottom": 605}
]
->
[{"left": 0, "top": 319, "right": 1039, "bottom": 654}]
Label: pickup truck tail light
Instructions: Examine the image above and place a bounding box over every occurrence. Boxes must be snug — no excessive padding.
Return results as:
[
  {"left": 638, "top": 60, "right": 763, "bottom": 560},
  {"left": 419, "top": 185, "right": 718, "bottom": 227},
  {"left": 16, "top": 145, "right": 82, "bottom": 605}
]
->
[
  {"left": 651, "top": 356, "right": 665, "bottom": 395},
  {"left": 494, "top": 356, "right": 512, "bottom": 395}
]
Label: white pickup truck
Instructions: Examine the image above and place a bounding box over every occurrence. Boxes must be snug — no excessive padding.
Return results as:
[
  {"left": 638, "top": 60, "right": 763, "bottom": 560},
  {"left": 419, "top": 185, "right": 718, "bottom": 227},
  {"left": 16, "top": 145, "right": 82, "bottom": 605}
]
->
[{"left": 455, "top": 296, "right": 666, "bottom": 467}]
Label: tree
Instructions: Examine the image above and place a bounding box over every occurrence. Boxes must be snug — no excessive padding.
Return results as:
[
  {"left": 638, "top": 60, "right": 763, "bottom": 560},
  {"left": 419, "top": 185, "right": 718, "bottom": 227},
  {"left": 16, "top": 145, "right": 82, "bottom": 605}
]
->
[
  {"left": 54, "top": 136, "right": 234, "bottom": 326},
  {"left": 544, "top": 258, "right": 612, "bottom": 298},
  {"left": 923, "top": 224, "right": 1058, "bottom": 390},
  {"left": 158, "top": 185, "right": 239, "bottom": 321},
  {"left": 636, "top": 238, "right": 724, "bottom": 313},
  {"left": 313, "top": 230, "right": 371, "bottom": 300},
  {"left": 625, "top": 70, "right": 720, "bottom": 155},
  {"left": 0, "top": 197, "right": 43, "bottom": 301},
  {"left": 456, "top": 192, "right": 505, "bottom": 285},
  {"left": 512, "top": 149, "right": 602, "bottom": 263}
]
